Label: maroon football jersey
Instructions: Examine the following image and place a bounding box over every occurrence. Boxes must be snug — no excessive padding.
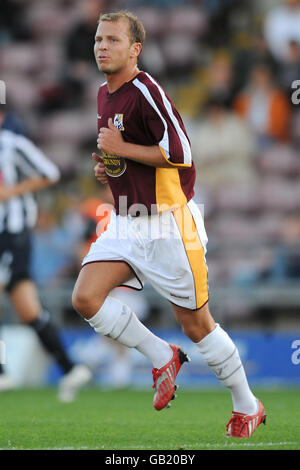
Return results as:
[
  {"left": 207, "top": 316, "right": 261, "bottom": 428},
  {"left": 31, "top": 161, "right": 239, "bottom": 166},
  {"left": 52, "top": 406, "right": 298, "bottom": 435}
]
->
[{"left": 97, "top": 71, "right": 196, "bottom": 215}]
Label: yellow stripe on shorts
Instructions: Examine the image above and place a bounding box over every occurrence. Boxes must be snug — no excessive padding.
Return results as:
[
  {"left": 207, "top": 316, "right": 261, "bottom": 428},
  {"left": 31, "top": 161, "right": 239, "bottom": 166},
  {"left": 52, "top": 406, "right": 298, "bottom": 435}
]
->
[{"left": 172, "top": 204, "right": 209, "bottom": 309}]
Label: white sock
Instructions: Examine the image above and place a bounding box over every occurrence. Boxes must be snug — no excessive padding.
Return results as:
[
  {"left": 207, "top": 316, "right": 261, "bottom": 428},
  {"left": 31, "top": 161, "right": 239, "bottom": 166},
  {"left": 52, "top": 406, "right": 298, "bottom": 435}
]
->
[
  {"left": 86, "top": 296, "right": 150, "bottom": 347},
  {"left": 86, "top": 296, "right": 172, "bottom": 368},
  {"left": 136, "top": 334, "right": 173, "bottom": 369},
  {"left": 196, "top": 324, "right": 257, "bottom": 414}
]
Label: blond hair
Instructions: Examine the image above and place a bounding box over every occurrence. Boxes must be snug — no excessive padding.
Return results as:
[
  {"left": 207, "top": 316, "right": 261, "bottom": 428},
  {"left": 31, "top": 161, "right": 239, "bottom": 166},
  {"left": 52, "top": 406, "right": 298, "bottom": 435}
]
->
[{"left": 98, "top": 11, "right": 146, "bottom": 45}]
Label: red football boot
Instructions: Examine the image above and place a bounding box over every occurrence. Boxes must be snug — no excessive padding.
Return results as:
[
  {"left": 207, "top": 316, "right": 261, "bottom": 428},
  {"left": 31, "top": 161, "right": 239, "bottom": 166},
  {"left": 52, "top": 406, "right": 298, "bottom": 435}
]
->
[
  {"left": 152, "top": 344, "right": 190, "bottom": 411},
  {"left": 226, "top": 399, "right": 266, "bottom": 438}
]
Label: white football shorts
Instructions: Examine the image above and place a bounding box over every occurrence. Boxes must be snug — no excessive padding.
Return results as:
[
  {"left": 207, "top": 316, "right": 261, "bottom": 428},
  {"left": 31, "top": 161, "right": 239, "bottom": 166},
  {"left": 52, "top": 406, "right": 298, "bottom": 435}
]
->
[{"left": 82, "top": 199, "right": 209, "bottom": 310}]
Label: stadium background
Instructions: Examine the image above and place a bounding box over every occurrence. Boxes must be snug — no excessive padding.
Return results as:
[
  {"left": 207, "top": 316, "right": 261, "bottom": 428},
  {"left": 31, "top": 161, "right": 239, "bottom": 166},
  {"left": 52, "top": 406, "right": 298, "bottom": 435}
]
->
[{"left": 1, "top": 0, "right": 300, "bottom": 389}]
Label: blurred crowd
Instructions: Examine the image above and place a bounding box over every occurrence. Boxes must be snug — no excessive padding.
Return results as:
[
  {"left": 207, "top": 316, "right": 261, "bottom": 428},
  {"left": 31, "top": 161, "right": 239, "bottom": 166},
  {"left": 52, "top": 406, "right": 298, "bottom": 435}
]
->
[{"left": 1, "top": 0, "right": 300, "bottom": 325}]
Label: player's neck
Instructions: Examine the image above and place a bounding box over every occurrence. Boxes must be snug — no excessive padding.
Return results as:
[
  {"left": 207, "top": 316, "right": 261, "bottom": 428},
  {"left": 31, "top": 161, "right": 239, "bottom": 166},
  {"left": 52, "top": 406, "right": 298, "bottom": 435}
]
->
[{"left": 106, "top": 65, "right": 140, "bottom": 94}]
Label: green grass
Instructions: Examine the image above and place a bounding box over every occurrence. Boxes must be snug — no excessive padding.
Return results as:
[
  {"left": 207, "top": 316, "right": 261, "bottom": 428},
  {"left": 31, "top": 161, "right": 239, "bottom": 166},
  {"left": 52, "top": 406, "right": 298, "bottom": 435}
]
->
[{"left": 0, "top": 387, "right": 299, "bottom": 450}]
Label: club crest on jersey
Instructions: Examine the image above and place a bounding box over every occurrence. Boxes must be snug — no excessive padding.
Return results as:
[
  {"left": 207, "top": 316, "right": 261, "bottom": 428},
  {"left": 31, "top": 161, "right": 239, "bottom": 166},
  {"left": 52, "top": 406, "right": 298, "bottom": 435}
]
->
[{"left": 114, "top": 114, "right": 125, "bottom": 131}]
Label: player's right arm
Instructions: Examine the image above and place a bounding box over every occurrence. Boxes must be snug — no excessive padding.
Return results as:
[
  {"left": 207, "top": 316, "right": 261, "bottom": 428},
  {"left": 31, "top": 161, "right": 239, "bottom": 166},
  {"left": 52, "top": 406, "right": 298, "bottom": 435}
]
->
[{"left": 0, "top": 178, "right": 55, "bottom": 202}]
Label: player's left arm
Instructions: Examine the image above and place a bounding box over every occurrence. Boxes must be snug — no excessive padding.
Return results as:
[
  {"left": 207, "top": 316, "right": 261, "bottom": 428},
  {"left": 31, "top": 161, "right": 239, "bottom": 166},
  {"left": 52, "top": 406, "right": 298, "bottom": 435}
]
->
[
  {"left": 97, "top": 118, "right": 170, "bottom": 168},
  {"left": 129, "top": 78, "right": 193, "bottom": 169}
]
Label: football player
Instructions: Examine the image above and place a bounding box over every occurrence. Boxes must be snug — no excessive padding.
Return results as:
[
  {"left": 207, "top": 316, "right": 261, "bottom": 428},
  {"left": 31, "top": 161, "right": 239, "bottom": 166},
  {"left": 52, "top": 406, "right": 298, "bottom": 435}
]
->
[{"left": 72, "top": 11, "right": 266, "bottom": 437}]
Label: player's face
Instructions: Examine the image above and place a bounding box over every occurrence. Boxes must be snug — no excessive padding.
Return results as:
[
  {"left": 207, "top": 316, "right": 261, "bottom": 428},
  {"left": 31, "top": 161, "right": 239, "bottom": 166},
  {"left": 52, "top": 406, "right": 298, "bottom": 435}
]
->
[{"left": 94, "top": 19, "right": 138, "bottom": 74}]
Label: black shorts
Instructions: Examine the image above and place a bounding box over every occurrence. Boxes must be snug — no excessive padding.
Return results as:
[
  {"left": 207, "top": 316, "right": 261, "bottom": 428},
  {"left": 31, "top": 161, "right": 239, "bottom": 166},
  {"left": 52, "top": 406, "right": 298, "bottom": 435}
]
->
[{"left": 0, "top": 230, "right": 32, "bottom": 293}]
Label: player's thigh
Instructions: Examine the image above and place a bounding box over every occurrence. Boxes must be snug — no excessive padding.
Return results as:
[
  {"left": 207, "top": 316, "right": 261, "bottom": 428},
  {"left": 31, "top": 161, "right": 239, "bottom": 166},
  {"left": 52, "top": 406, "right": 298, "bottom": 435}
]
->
[
  {"left": 171, "top": 301, "right": 215, "bottom": 343},
  {"left": 9, "top": 280, "right": 42, "bottom": 322},
  {"left": 72, "top": 261, "right": 134, "bottom": 317}
]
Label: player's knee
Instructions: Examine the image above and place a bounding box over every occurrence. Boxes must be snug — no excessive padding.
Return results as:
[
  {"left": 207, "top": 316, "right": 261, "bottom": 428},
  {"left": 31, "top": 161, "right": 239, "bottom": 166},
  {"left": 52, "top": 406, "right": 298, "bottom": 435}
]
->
[
  {"left": 181, "top": 323, "right": 203, "bottom": 343},
  {"left": 72, "top": 287, "right": 106, "bottom": 319},
  {"left": 180, "top": 319, "right": 215, "bottom": 343}
]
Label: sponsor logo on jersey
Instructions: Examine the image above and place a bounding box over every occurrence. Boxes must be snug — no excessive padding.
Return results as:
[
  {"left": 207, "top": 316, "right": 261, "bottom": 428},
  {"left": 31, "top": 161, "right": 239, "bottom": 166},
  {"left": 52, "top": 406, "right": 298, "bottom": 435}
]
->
[
  {"left": 101, "top": 150, "right": 127, "bottom": 177},
  {"left": 114, "top": 113, "right": 125, "bottom": 131}
]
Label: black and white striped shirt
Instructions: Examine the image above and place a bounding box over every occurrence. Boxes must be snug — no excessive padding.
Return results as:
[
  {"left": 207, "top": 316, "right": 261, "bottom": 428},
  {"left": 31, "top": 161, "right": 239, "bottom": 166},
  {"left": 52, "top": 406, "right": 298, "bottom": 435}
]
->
[{"left": 0, "top": 129, "right": 60, "bottom": 234}]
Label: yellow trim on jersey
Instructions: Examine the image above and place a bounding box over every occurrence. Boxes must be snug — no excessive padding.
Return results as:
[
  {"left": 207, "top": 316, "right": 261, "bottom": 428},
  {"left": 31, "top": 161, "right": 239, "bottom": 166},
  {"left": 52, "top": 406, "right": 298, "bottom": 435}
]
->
[
  {"left": 159, "top": 146, "right": 192, "bottom": 168},
  {"left": 172, "top": 205, "right": 209, "bottom": 309},
  {"left": 155, "top": 167, "right": 187, "bottom": 212}
]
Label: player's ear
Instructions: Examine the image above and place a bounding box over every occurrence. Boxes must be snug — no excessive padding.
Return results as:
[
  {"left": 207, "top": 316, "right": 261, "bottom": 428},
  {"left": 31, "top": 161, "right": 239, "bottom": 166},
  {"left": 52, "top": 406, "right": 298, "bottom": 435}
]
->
[{"left": 130, "top": 42, "right": 142, "bottom": 59}]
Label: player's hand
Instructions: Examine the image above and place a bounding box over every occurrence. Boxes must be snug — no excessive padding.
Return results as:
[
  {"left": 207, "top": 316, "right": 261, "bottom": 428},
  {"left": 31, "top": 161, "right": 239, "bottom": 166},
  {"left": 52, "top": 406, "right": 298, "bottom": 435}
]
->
[
  {"left": 97, "top": 118, "right": 124, "bottom": 156},
  {"left": 92, "top": 153, "right": 108, "bottom": 185}
]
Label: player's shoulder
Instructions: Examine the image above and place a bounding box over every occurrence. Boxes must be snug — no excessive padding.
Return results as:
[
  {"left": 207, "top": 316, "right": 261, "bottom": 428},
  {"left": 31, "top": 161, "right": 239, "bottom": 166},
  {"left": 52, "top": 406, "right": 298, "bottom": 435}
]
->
[
  {"left": 0, "top": 128, "right": 12, "bottom": 140},
  {"left": 132, "top": 71, "right": 169, "bottom": 105},
  {"left": 133, "top": 71, "right": 162, "bottom": 92},
  {"left": 97, "top": 80, "right": 108, "bottom": 97},
  {"left": 0, "top": 128, "right": 21, "bottom": 146},
  {"left": 1, "top": 128, "right": 37, "bottom": 152}
]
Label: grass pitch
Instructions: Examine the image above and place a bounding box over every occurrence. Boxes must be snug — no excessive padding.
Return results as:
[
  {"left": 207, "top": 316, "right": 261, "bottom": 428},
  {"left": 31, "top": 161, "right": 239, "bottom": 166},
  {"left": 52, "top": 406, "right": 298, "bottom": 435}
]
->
[{"left": 0, "top": 387, "right": 299, "bottom": 450}]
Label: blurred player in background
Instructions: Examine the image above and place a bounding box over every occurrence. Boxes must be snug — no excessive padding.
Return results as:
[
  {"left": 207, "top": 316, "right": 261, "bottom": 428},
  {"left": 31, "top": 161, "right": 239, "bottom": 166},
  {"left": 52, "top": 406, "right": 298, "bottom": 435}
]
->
[
  {"left": 0, "top": 104, "right": 91, "bottom": 401},
  {"left": 72, "top": 11, "right": 266, "bottom": 437}
]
